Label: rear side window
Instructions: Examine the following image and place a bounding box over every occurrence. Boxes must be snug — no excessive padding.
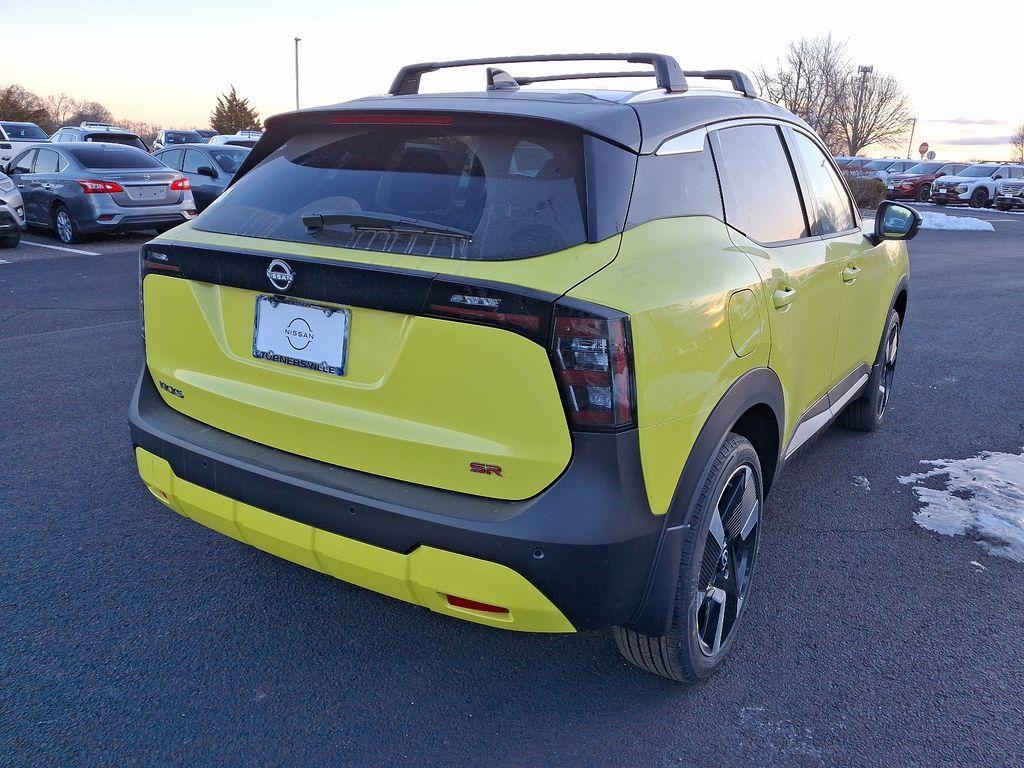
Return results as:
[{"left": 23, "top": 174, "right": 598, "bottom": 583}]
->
[
  {"left": 210, "top": 147, "right": 248, "bottom": 173},
  {"left": 712, "top": 124, "right": 808, "bottom": 244},
  {"left": 67, "top": 146, "right": 163, "bottom": 169},
  {"left": 196, "top": 121, "right": 590, "bottom": 261},
  {"left": 626, "top": 134, "right": 722, "bottom": 227},
  {"left": 33, "top": 149, "right": 61, "bottom": 174},
  {"left": 789, "top": 131, "right": 855, "bottom": 235}
]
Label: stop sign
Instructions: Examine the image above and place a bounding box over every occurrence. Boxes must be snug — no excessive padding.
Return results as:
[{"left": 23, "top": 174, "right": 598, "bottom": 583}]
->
[{"left": 919, "top": 142, "right": 929, "bottom": 156}]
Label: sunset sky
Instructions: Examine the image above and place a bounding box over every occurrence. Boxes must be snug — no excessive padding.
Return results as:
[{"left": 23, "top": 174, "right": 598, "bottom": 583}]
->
[{"left": 2, "top": 0, "right": 1021, "bottom": 161}]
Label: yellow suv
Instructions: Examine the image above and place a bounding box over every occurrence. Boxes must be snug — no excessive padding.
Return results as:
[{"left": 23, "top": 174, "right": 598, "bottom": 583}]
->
[{"left": 130, "top": 53, "right": 918, "bottom": 681}]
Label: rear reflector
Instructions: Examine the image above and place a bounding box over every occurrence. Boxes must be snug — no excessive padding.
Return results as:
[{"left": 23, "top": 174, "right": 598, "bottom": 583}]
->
[
  {"left": 330, "top": 114, "right": 454, "bottom": 126},
  {"left": 446, "top": 595, "right": 510, "bottom": 614}
]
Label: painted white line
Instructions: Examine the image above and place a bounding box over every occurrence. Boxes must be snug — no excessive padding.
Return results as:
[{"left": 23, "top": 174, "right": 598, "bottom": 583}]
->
[
  {"left": 21, "top": 239, "right": 100, "bottom": 256},
  {"left": 0, "top": 258, "right": 9, "bottom": 264}
]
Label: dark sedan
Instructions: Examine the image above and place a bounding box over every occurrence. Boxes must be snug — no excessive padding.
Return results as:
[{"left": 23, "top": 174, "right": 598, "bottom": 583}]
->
[{"left": 154, "top": 143, "right": 249, "bottom": 211}]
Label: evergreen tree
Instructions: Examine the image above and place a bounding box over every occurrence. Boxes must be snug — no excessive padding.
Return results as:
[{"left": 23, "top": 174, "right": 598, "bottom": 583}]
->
[{"left": 210, "top": 86, "right": 261, "bottom": 134}]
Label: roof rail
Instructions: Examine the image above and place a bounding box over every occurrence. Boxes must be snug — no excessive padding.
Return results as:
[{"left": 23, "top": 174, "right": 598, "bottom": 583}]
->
[
  {"left": 389, "top": 53, "right": 688, "bottom": 96},
  {"left": 682, "top": 70, "right": 758, "bottom": 98}
]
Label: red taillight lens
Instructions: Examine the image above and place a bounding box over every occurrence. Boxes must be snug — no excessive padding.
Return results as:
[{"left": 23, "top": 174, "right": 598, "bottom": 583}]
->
[
  {"left": 170, "top": 177, "right": 190, "bottom": 191},
  {"left": 77, "top": 179, "right": 124, "bottom": 194},
  {"left": 551, "top": 301, "right": 635, "bottom": 431},
  {"left": 446, "top": 595, "right": 509, "bottom": 614}
]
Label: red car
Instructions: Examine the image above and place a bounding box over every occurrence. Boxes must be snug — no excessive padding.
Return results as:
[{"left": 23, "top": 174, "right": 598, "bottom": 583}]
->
[{"left": 886, "top": 161, "right": 969, "bottom": 202}]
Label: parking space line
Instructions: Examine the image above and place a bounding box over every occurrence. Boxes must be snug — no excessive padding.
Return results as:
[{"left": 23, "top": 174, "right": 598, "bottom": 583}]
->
[{"left": 21, "top": 239, "right": 101, "bottom": 256}]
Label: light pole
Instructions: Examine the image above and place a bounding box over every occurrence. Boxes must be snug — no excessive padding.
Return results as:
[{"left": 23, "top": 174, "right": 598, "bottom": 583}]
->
[
  {"left": 294, "top": 37, "right": 301, "bottom": 110},
  {"left": 905, "top": 117, "right": 917, "bottom": 159},
  {"left": 853, "top": 65, "right": 873, "bottom": 155}
]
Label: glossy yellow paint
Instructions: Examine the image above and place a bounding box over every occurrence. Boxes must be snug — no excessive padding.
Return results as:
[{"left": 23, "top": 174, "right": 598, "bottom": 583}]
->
[
  {"left": 566, "top": 217, "right": 770, "bottom": 515},
  {"left": 727, "top": 289, "right": 762, "bottom": 357},
  {"left": 136, "top": 447, "right": 575, "bottom": 633}
]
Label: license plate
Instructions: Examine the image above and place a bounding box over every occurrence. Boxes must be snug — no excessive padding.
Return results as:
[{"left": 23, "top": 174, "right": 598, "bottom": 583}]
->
[
  {"left": 127, "top": 185, "right": 166, "bottom": 200},
  {"left": 252, "top": 296, "right": 350, "bottom": 376}
]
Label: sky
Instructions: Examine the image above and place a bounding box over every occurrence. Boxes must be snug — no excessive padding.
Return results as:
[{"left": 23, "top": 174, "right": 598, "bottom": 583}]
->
[{"left": 2, "top": 0, "right": 1021, "bottom": 161}]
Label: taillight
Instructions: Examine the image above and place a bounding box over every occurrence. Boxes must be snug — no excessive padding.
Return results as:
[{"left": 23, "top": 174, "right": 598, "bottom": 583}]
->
[
  {"left": 170, "top": 177, "right": 190, "bottom": 191},
  {"left": 423, "top": 279, "right": 552, "bottom": 345},
  {"left": 551, "top": 300, "right": 635, "bottom": 431},
  {"left": 77, "top": 179, "right": 124, "bottom": 194}
]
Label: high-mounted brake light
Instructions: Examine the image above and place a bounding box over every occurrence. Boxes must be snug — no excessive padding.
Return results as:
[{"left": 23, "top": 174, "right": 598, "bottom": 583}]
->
[
  {"left": 329, "top": 114, "right": 454, "bottom": 126},
  {"left": 550, "top": 300, "right": 635, "bottom": 430},
  {"left": 170, "top": 177, "right": 190, "bottom": 191},
  {"left": 77, "top": 179, "right": 124, "bottom": 194}
]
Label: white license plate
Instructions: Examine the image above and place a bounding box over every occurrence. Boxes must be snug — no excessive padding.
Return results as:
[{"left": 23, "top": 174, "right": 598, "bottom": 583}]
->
[
  {"left": 252, "top": 296, "right": 350, "bottom": 376},
  {"left": 127, "top": 185, "right": 166, "bottom": 200}
]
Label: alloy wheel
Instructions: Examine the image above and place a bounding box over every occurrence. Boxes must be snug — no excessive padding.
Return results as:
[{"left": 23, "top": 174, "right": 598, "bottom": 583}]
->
[
  {"left": 695, "top": 464, "right": 761, "bottom": 657},
  {"left": 55, "top": 210, "right": 74, "bottom": 243},
  {"left": 877, "top": 322, "right": 899, "bottom": 417}
]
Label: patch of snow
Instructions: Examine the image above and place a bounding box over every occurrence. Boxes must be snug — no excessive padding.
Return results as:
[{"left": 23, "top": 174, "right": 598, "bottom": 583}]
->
[
  {"left": 899, "top": 449, "right": 1024, "bottom": 562},
  {"left": 852, "top": 476, "right": 871, "bottom": 491},
  {"left": 970, "top": 560, "right": 986, "bottom": 570},
  {"left": 918, "top": 211, "right": 995, "bottom": 231}
]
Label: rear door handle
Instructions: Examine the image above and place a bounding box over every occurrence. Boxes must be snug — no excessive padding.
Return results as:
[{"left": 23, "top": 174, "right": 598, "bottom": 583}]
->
[
  {"left": 772, "top": 286, "right": 797, "bottom": 309},
  {"left": 842, "top": 265, "right": 862, "bottom": 283}
]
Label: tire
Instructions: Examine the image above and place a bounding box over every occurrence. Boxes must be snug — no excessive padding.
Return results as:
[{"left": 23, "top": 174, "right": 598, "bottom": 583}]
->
[
  {"left": 915, "top": 185, "right": 931, "bottom": 203},
  {"left": 0, "top": 233, "right": 19, "bottom": 249},
  {"left": 52, "top": 203, "right": 81, "bottom": 244},
  {"left": 969, "top": 187, "right": 989, "bottom": 208},
  {"left": 933, "top": 200, "right": 947, "bottom": 206},
  {"left": 839, "top": 309, "right": 900, "bottom": 432},
  {"left": 995, "top": 204, "right": 1009, "bottom": 212},
  {"left": 614, "top": 434, "right": 763, "bottom": 682}
]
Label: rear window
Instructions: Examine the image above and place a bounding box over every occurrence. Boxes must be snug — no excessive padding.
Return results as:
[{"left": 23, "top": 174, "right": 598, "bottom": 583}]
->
[
  {"left": 67, "top": 145, "right": 164, "bottom": 169},
  {"left": 1, "top": 122, "right": 47, "bottom": 140},
  {"left": 195, "top": 121, "right": 588, "bottom": 260},
  {"left": 165, "top": 131, "right": 202, "bottom": 144},
  {"left": 85, "top": 133, "right": 148, "bottom": 151}
]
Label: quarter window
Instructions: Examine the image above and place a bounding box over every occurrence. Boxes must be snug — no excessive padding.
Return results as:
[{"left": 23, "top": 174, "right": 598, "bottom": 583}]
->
[
  {"left": 790, "top": 131, "right": 855, "bottom": 235},
  {"left": 712, "top": 124, "right": 808, "bottom": 243},
  {"left": 33, "top": 149, "right": 60, "bottom": 175},
  {"left": 627, "top": 133, "right": 723, "bottom": 227}
]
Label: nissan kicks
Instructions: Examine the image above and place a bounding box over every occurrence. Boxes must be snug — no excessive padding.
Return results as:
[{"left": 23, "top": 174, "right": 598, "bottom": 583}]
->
[{"left": 131, "top": 53, "right": 916, "bottom": 682}]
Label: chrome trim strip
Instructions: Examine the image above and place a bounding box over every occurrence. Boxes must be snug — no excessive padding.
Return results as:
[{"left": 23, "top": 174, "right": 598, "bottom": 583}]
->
[
  {"left": 656, "top": 127, "right": 708, "bottom": 156},
  {"left": 784, "top": 367, "right": 870, "bottom": 459}
]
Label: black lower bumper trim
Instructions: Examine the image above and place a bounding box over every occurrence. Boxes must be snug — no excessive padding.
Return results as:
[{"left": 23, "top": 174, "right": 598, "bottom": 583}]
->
[{"left": 128, "top": 370, "right": 662, "bottom": 630}]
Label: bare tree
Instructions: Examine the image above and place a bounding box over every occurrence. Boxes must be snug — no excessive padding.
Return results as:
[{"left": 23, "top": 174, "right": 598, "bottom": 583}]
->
[
  {"left": 0, "top": 84, "right": 53, "bottom": 132},
  {"left": 118, "top": 119, "right": 159, "bottom": 145},
  {"left": 838, "top": 69, "right": 913, "bottom": 156},
  {"left": 45, "top": 92, "right": 76, "bottom": 128},
  {"left": 67, "top": 100, "right": 114, "bottom": 127},
  {"left": 754, "top": 35, "right": 849, "bottom": 153},
  {"left": 1011, "top": 123, "right": 1024, "bottom": 164}
]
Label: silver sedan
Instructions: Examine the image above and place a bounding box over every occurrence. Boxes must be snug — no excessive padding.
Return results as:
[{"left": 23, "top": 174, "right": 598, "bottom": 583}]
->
[{"left": 4, "top": 142, "right": 195, "bottom": 244}]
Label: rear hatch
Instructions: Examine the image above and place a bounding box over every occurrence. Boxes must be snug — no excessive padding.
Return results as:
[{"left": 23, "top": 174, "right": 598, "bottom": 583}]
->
[{"left": 142, "top": 112, "right": 636, "bottom": 500}]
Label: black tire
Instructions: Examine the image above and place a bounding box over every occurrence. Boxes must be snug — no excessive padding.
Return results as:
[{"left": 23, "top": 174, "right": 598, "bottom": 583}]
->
[
  {"left": 839, "top": 309, "right": 900, "bottom": 432},
  {"left": 0, "top": 233, "right": 19, "bottom": 249},
  {"left": 969, "top": 187, "right": 989, "bottom": 208},
  {"left": 933, "top": 200, "right": 947, "bottom": 206},
  {"left": 52, "top": 203, "right": 81, "bottom": 244},
  {"left": 614, "top": 434, "right": 763, "bottom": 682},
  {"left": 915, "top": 185, "right": 931, "bottom": 203},
  {"left": 995, "top": 204, "right": 1010, "bottom": 212}
]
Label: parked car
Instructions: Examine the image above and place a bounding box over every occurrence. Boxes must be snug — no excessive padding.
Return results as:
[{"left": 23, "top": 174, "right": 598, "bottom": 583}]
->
[
  {"left": 840, "top": 157, "right": 872, "bottom": 169},
  {"left": 994, "top": 179, "right": 1024, "bottom": 210},
  {"left": 0, "top": 170, "right": 27, "bottom": 247},
  {"left": 931, "top": 163, "right": 1024, "bottom": 207},
  {"left": 885, "top": 161, "right": 969, "bottom": 203},
  {"left": 5, "top": 142, "right": 195, "bottom": 243},
  {"left": 208, "top": 130, "right": 263, "bottom": 148},
  {"left": 154, "top": 143, "right": 250, "bottom": 211},
  {"left": 850, "top": 158, "right": 918, "bottom": 181},
  {"left": 51, "top": 122, "right": 150, "bottom": 152},
  {"left": 194, "top": 129, "right": 218, "bottom": 142},
  {"left": 132, "top": 52, "right": 915, "bottom": 683},
  {"left": 0, "top": 121, "right": 49, "bottom": 165},
  {"left": 153, "top": 129, "right": 204, "bottom": 151}
]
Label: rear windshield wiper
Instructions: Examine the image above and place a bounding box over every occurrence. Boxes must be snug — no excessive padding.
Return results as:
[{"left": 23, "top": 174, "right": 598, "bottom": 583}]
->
[{"left": 302, "top": 211, "right": 473, "bottom": 240}]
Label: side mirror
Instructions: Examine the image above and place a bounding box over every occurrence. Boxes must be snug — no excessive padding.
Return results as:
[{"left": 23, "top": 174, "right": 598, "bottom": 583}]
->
[
  {"left": 196, "top": 165, "right": 218, "bottom": 179},
  {"left": 936, "top": 171, "right": 945, "bottom": 177},
  {"left": 869, "top": 200, "right": 921, "bottom": 244},
  {"left": 994, "top": 174, "right": 1003, "bottom": 180},
  {"left": 0, "top": 142, "right": 10, "bottom": 150}
]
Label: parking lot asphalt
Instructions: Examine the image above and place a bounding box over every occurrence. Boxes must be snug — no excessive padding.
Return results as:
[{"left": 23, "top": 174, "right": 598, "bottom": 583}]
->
[{"left": 2, "top": 221, "right": 1023, "bottom": 768}]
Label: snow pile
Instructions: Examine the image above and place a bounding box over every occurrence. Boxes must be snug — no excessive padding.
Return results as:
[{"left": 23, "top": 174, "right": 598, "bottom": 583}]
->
[
  {"left": 899, "top": 449, "right": 1024, "bottom": 562},
  {"left": 918, "top": 211, "right": 994, "bottom": 231}
]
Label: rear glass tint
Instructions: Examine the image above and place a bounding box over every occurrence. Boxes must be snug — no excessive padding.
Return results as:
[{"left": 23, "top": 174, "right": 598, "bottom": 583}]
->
[
  {"left": 68, "top": 146, "right": 164, "bottom": 169},
  {"left": 86, "top": 133, "right": 148, "bottom": 151},
  {"left": 165, "top": 131, "right": 202, "bottom": 144},
  {"left": 195, "top": 121, "right": 588, "bottom": 260}
]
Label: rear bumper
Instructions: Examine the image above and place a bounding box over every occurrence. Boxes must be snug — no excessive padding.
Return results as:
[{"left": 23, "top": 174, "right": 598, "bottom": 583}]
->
[
  {"left": 129, "top": 370, "right": 663, "bottom": 632},
  {"left": 75, "top": 197, "right": 195, "bottom": 234},
  {"left": 994, "top": 195, "right": 1024, "bottom": 209}
]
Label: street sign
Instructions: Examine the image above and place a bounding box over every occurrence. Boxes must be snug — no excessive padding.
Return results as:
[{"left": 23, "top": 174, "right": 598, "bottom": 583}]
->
[
  {"left": 919, "top": 142, "right": 929, "bottom": 156},
  {"left": 926, "top": 150, "right": 936, "bottom": 160}
]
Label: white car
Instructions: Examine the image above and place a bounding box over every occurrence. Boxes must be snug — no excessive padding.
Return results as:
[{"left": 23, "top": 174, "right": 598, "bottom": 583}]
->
[
  {"left": 853, "top": 158, "right": 918, "bottom": 181},
  {"left": 930, "top": 163, "right": 1024, "bottom": 207},
  {"left": 0, "top": 121, "right": 49, "bottom": 164},
  {"left": 208, "top": 130, "right": 263, "bottom": 148}
]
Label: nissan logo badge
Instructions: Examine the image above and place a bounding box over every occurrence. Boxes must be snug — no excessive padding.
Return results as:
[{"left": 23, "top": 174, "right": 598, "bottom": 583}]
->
[{"left": 266, "top": 259, "right": 295, "bottom": 292}]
